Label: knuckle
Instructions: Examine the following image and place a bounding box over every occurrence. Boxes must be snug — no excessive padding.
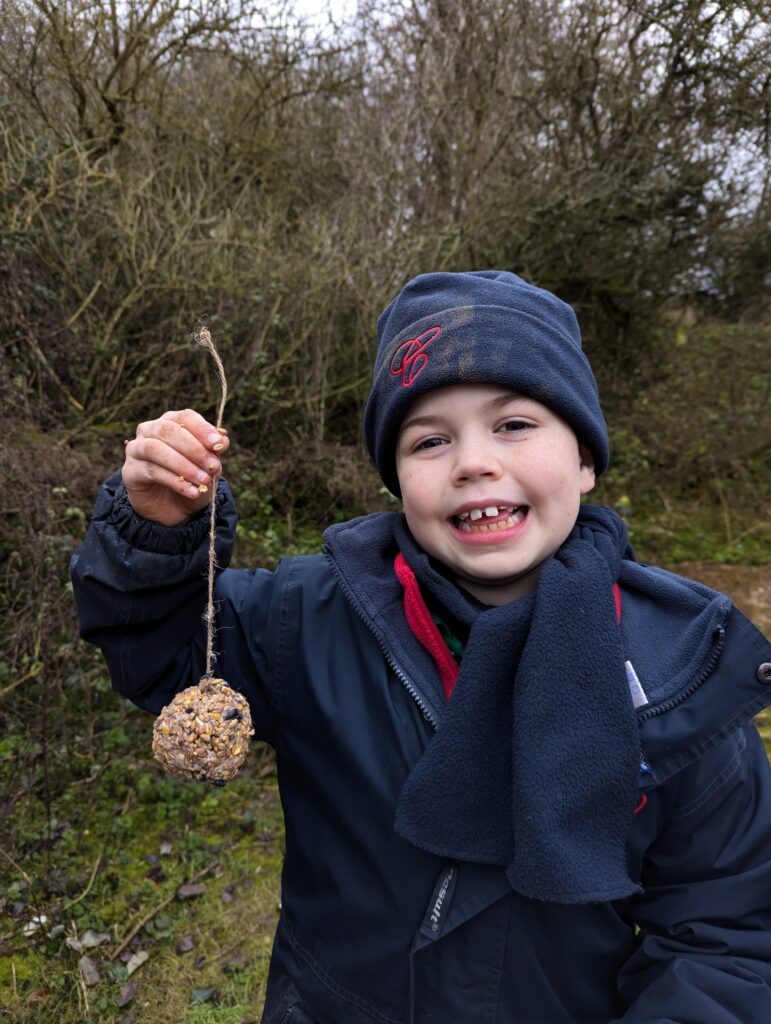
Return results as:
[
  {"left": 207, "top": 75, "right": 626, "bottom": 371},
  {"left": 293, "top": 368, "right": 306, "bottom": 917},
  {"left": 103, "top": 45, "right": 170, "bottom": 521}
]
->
[
  {"left": 156, "top": 419, "right": 175, "bottom": 441},
  {"left": 144, "top": 436, "right": 162, "bottom": 459}
]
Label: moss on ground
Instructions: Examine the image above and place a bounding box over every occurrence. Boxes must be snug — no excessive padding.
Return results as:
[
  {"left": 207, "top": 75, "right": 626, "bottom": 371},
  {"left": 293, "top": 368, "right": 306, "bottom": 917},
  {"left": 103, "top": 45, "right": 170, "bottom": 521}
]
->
[{"left": 0, "top": 701, "right": 283, "bottom": 1024}]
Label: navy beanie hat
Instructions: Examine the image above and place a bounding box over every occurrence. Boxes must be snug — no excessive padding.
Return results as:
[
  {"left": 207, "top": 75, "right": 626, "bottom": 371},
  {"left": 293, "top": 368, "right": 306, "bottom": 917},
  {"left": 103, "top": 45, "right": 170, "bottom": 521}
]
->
[{"left": 363, "top": 270, "right": 609, "bottom": 496}]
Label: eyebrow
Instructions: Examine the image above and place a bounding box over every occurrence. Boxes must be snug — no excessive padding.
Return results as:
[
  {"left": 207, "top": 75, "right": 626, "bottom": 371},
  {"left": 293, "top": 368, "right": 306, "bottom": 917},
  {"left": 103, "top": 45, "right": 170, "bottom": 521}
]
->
[{"left": 400, "top": 391, "right": 533, "bottom": 434}]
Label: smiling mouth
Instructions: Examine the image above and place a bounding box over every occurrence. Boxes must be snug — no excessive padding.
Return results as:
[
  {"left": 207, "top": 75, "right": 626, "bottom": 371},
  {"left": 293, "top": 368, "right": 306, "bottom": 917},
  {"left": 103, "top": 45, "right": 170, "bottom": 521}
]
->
[{"left": 451, "top": 505, "right": 528, "bottom": 533}]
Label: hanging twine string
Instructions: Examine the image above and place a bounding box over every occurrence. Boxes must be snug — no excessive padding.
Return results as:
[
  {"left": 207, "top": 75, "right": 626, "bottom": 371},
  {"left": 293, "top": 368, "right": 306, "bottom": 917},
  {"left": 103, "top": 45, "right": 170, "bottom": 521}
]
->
[{"left": 195, "top": 327, "right": 228, "bottom": 680}]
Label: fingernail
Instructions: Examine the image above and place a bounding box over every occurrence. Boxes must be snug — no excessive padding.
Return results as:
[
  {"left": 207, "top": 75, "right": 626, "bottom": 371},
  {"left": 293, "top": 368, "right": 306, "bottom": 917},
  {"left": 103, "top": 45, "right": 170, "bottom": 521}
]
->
[
  {"left": 212, "top": 442, "right": 224, "bottom": 452},
  {"left": 207, "top": 433, "right": 221, "bottom": 446},
  {"left": 196, "top": 470, "right": 209, "bottom": 484},
  {"left": 208, "top": 462, "right": 219, "bottom": 473},
  {"left": 186, "top": 484, "right": 199, "bottom": 498}
]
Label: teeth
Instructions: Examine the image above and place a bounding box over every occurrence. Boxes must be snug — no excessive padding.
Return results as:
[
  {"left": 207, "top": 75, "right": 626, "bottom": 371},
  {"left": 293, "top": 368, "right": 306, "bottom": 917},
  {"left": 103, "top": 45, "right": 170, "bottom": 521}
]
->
[
  {"left": 456, "top": 505, "right": 516, "bottom": 522},
  {"left": 457, "top": 508, "right": 527, "bottom": 533}
]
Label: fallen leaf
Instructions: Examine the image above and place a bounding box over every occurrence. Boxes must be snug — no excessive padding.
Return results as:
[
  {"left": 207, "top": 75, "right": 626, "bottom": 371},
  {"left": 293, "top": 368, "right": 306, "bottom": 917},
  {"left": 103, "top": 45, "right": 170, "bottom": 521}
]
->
[
  {"left": 26, "top": 988, "right": 51, "bottom": 1003},
  {"left": 78, "top": 956, "right": 101, "bottom": 987},
  {"left": 117, "top": 981, "right": 140, "bottom": 1007},
  {"left": 190, "top": 987, "right": 218, "bottom": 1004},
  {"left": 65, "top": 937, "right": 83, "bottom": 954},
  {"left": 176, "top": 934, "right": 194, "bottom": 954},
  {"left": 159, "top": 840, "right": 173, "bottom": 856},
  {"left": 126, "top": 950, "right": 149, "bottom": 977},
  {"left": 176, "top": 882, "right": 206, "bottom": 900},
  {"left": 81, "top": 929, "right": 111, "bottom": 949}
]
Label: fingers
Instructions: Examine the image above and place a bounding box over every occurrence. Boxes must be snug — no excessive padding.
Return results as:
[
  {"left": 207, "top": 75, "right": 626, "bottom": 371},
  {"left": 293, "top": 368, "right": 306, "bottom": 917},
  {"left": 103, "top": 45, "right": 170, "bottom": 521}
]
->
[
  {"left": 124, "top": 455, "right": 211, "bottom": 504},
  {"left": 124, "top": 409, "right": 229, "bottom": 495},
  {"left": 158, "top": 409, "right": 229, "bottom": 454}
]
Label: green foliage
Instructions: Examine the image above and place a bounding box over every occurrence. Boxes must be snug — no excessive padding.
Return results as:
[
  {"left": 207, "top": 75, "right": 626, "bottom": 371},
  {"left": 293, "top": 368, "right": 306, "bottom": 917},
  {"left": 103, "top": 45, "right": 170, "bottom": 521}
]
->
[
  {"left": 595, "top": 321, "right": 770, "bottom": 564},
  {"left": 0, "top": 693, "right": 283, "bottom": 1024}
]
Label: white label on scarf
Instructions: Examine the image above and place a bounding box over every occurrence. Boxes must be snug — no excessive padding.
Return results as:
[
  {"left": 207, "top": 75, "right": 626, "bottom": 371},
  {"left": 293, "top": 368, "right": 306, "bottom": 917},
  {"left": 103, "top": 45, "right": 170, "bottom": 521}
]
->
[{"left": 625, "top": 660, "right": 649, "bottom": 709}]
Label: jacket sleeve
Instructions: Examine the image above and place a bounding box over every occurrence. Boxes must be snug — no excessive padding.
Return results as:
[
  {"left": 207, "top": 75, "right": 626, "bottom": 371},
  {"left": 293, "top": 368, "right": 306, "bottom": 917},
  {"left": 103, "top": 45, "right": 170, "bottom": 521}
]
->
[
  {"left": 69, "top": 470, "right": 285, "bottom": 743},
  {"left": 615, "top": 722, "right": 771, "bottom": 1023}
]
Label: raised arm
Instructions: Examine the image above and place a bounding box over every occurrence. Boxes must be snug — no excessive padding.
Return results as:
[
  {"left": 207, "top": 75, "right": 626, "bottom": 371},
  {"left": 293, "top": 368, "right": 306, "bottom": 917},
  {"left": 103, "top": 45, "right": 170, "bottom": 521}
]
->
[{"left": 70, "top": 410, "right": 281, "bottom": 742}]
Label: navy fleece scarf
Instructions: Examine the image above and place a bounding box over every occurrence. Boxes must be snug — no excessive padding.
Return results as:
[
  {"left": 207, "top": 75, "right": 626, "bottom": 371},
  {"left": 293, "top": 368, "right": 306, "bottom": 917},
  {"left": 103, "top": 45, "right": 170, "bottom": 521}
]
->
[{"left": 393, "top": 506, "right": 642, "bottom": 904}]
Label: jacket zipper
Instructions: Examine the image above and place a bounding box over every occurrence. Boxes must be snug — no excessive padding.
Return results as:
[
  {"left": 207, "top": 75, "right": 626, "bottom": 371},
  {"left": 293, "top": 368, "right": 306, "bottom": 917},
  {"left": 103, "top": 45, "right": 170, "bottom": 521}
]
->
[
  {"left": 637, "top": 626, "right": 726, "bottom": 723},
  {"left": 324, "top": 553, "right": 439, "bottom": 728},
  {"left": 279, "top": 1010, "right": 294, "bottom": 1024}
]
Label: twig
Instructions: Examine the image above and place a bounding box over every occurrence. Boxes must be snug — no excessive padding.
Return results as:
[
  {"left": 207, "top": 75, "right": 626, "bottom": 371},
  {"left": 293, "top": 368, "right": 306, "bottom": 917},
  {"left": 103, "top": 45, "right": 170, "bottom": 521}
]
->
[
  {"left": 61, "top": 846, "right": 104, "bottom": 912},
  {"left": 0, "top": 845, "right": 33, "bottom": 886},
  {"left": 24, "top": 332, "right": 84, "bottom": 411},
  {"left": 67, "top": 279, "right": 102, "bottom": 327},
  {"left": 109, "top": 859, "right": 219, "bottom": 961},
  {"left": 0, "top": 663, "right": 43, "bottom": 699}
]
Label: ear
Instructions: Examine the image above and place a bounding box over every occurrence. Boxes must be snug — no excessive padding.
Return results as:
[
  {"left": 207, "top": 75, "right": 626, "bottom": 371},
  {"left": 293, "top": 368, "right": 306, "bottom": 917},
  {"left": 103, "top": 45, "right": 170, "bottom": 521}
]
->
[{"left": 578, "top": 445, "right": 596, "bottom": 495}]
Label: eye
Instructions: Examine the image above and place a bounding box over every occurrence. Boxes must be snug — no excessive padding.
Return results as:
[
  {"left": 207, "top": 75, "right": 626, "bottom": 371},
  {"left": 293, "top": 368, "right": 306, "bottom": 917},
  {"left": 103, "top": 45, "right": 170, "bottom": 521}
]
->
[
  {"left": 414, "top": 436, "right": 446, "bottom": 451},
  {"left": 498, "top": 418, "right": 531, "bottom": 433}
]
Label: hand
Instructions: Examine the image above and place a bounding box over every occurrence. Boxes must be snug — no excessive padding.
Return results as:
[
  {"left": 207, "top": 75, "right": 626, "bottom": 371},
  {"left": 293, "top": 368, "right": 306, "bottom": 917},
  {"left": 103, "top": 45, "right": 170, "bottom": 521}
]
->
[{"left": 122, "top": 409, "right": 230, "bottom": 526}]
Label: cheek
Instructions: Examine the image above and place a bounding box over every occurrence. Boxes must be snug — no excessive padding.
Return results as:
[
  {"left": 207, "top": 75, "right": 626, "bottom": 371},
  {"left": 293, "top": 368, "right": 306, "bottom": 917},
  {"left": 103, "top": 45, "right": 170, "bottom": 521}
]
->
[
  {"left": 524, "top": 452, "right": 584, "bottom": 512},
  {"left": 401, "top": 483, "right": 433, "bottom": 524}
]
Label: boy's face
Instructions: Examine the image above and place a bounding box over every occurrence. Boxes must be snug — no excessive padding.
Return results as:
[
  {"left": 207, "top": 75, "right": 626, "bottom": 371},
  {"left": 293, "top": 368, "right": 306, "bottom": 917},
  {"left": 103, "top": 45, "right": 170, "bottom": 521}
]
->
[{"left": 395, "top": 384, "right": 596, "bottom": 605}]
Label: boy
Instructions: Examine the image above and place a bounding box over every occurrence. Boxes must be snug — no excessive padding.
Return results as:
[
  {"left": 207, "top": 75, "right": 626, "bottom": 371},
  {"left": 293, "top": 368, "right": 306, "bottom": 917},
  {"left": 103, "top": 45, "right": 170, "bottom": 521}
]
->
[{"left": 72, "top": 271, "right": 771, "bottom": 1023}]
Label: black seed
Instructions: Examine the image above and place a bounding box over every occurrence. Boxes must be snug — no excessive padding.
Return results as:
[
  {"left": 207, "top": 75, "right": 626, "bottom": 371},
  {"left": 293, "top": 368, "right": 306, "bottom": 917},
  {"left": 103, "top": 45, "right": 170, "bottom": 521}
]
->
[
  {"left": 223, "top": 707, "right": 241, "bottom": 722},
  {"left": 212, "top": 779, "right": 226, "bottom": 788}
]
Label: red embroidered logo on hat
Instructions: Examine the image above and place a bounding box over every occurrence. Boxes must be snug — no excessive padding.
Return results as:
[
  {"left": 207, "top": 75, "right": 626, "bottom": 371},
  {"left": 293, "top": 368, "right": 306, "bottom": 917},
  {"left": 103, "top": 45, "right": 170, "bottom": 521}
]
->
[{"left": 389, "top": 326, "right": 441, "bottom": 387}]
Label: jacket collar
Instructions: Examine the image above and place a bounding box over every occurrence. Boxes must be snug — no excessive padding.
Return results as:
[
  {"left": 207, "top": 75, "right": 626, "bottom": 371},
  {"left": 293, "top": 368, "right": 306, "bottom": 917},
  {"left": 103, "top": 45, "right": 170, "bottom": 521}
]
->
[{"left": 324, "top": 512, "right": 771, "bottom": 779}]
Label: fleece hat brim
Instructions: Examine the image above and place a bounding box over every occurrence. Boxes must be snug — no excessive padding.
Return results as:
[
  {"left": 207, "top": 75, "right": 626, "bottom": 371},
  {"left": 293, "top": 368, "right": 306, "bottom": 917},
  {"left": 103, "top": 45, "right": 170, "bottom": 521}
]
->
[{"left": 363, "top": 271, "right": 609, "bottom": 497}]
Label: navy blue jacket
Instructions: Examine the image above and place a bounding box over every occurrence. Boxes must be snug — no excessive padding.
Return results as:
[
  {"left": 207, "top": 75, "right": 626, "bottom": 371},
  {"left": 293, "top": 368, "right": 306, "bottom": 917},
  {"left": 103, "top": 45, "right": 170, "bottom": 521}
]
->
[{"left": 71, "top": 474, "right": 771, "bottom": 1024}]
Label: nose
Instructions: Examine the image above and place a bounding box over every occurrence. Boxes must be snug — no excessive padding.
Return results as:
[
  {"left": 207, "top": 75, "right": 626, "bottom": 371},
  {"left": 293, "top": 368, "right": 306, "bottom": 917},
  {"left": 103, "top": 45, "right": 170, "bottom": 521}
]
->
[{"left": 450, "top": 435, "right": 503, "bottom": 485}]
